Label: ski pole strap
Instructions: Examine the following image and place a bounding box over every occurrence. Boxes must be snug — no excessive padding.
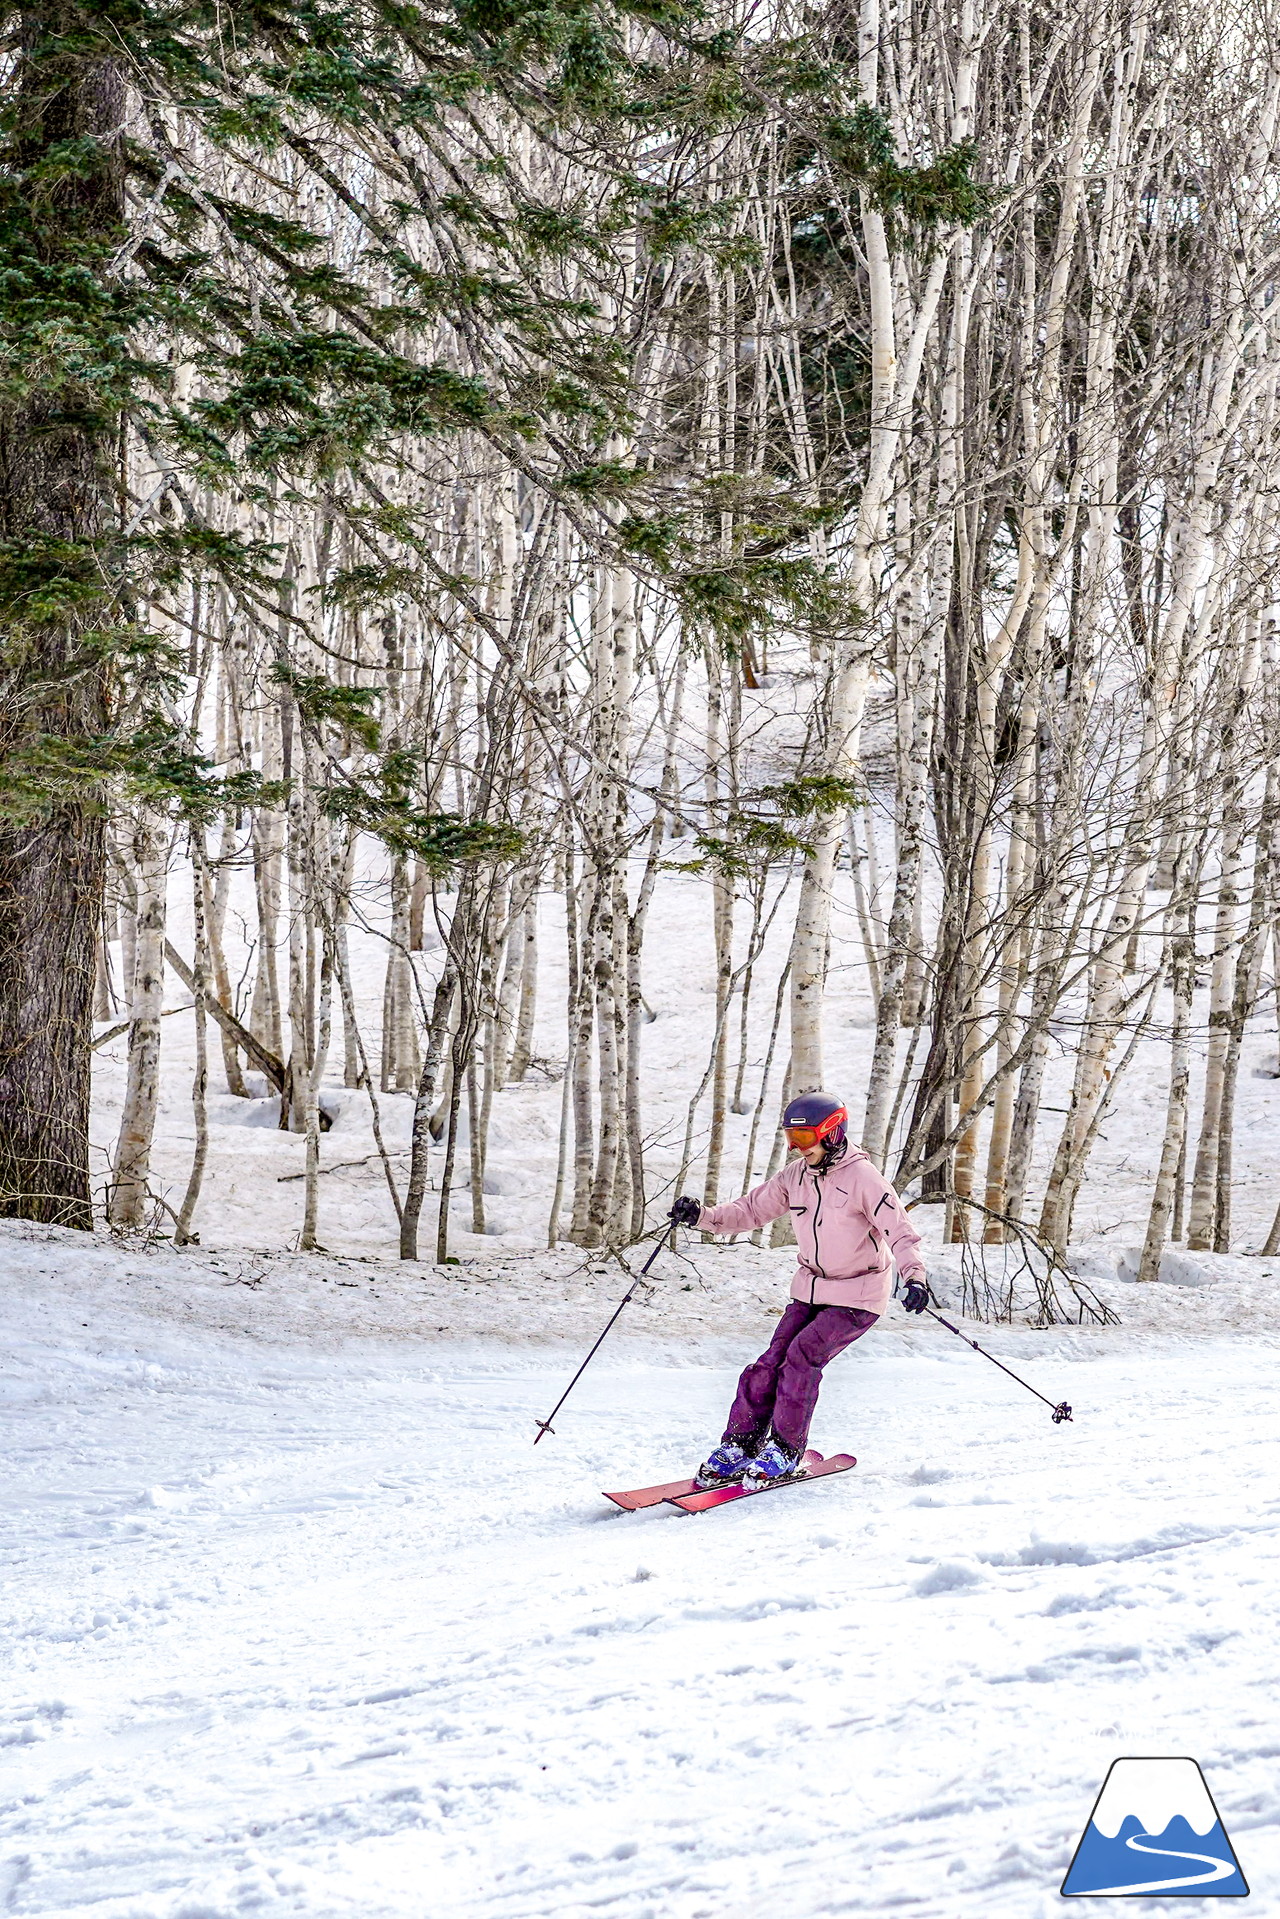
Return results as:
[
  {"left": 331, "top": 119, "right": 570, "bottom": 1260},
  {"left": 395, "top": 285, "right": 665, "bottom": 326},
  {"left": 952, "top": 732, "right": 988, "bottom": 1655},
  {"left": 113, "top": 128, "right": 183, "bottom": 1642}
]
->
[
  {"left": 921, "top": 1305, "right": 1073, "bottom": 1424},
  {"left": 533, "top": 1229, "right": 674, "bottom": 1443}
]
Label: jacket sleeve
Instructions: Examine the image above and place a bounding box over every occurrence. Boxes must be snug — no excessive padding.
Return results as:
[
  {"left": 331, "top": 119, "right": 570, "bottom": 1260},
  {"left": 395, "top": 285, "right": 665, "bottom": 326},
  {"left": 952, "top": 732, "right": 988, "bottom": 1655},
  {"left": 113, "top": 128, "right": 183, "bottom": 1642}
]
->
[
  {"left": 863, "top": 1167, "right": 926, "bottom": 1279},
  {"left": 698, "top": 1169, "right": 793, "bottom": 1237}
]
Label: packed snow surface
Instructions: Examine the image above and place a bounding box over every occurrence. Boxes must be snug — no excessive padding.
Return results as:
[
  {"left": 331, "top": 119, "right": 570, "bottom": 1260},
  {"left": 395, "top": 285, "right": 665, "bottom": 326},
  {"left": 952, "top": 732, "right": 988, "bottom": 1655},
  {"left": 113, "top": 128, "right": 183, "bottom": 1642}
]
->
[{"left": 4, "top": 1222, "right": 1280, "bottom": 1918}]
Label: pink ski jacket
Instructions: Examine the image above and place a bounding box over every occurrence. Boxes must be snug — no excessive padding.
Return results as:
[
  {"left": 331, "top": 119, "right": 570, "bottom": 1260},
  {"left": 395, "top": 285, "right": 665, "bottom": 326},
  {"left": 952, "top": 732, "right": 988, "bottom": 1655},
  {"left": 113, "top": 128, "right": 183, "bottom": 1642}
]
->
[{"left": 696, "top": 1149, "right": 925, "bottom": 1315}]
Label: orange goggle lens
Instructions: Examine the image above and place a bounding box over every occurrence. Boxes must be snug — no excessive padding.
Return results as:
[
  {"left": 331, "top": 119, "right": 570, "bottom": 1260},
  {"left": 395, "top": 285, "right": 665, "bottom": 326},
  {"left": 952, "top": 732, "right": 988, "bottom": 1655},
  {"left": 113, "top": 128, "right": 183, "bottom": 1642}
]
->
[{"left": 784, "top": 1125, "right": 821, "bottom": 1148}]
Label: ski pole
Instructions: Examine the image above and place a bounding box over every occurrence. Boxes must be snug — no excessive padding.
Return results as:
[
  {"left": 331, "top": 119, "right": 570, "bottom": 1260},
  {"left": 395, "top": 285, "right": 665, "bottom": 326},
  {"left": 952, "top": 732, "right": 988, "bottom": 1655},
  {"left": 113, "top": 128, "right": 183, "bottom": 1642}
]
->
[
  {"left": 533, "top": 1227, "right": 676, "bottom": 1443},
  {"left": 920, "top": 1304, "right": 1073, "bottom": 1424}
]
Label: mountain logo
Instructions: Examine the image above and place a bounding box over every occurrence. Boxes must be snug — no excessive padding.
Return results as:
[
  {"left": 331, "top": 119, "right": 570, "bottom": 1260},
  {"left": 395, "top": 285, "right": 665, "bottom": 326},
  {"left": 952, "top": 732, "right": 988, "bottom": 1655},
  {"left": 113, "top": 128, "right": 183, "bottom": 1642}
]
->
[{"left": 1061, "top": 1758, "right": 1248, "bottom": 1897}]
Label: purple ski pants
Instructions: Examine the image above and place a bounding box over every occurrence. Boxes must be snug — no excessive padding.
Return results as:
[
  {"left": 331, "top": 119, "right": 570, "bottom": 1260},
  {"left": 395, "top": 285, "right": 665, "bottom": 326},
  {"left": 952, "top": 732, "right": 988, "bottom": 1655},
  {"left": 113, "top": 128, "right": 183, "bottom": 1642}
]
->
[{"left": 723, "top": 1300, "right": 878, "bottom": 1452}]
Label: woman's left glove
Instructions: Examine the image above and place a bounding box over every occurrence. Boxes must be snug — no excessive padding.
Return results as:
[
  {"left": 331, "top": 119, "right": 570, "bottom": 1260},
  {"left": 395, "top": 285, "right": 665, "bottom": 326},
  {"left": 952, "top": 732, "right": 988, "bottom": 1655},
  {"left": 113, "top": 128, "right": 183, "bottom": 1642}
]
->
[
  {"left": 901, "top": 1276, "right": 931, "bottom": 1314},
  {"left": 669, "top": 1195, "right": 703, "bottom": 1228}
]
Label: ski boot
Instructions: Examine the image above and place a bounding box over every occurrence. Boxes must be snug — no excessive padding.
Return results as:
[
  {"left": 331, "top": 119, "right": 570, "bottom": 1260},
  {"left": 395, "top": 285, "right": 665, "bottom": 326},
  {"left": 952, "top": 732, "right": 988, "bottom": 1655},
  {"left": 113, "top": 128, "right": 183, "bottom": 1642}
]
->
[
  {"left": 694, "top": 1439, "right": 754, "bottom": 1490},
  {"left": 740, "top": 1433, "right": 806, "bottom": 1492}
]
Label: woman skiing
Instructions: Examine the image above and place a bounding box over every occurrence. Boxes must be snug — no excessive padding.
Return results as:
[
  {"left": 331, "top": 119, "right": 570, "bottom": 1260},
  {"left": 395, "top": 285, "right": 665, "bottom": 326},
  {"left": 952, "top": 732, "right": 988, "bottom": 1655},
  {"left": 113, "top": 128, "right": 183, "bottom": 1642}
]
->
[{"left": 669, "top": 1091, "right": 929, "bottom": 1492}]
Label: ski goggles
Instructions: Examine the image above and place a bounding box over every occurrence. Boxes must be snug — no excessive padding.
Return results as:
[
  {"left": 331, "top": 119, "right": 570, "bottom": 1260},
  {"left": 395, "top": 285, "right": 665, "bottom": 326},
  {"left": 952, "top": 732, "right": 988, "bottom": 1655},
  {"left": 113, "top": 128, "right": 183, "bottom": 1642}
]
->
[{"left": 784, "top": 1117, "right": 842, "bottom": 1149}]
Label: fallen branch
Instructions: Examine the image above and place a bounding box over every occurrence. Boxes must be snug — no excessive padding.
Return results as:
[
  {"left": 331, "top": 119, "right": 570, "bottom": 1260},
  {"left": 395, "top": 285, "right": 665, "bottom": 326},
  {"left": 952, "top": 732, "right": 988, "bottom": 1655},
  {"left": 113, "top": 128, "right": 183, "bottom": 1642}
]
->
[
  {"left": 277, "top": 1152, "right": 410, "bottom": 1183},
  {"left": 163, "top": 943, "right": 287, "bottom": 1092},
  {"left": 92, "top": 1000, "right": 194, "bottom": 1050}
]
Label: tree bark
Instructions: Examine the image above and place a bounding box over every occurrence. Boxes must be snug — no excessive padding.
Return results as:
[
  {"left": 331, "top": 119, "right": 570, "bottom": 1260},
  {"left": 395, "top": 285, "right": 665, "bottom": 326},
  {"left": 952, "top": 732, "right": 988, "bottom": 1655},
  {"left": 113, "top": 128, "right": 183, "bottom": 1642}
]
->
[
  {"left": 108, "top": 814, "right": 168, "bottom": 1227},
  {"left": 300, "top": 937, "right": 333, "bottom": 1252},
  {"left": 174, "top": 851, "right": 210, "bottom": 1246},
  {"left": 508, "top": 895, "right": 539, "bottom": 1082},
  {"left": 0, "top": 31, "right": 122, "bottom": 1228},
  {"left": 401, "top": 963, "right": 456, "bottom": 1259},
  {"left": 1137, "top": 882, "right": 1195, "bottom": 1282}
]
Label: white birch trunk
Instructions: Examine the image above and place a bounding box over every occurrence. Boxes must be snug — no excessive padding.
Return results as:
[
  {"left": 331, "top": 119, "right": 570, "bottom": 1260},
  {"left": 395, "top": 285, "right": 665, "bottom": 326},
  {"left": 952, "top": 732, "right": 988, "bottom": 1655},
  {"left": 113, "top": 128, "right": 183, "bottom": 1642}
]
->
[
  {"left": 1137, "top": 888, "right": 1195, "bottom": 1282},
  {"left": 109, "top": 815, "right": 168, "bottom": 1228},
  {"left": 174, "top": 849, "right": 210, "bottom": 1247}
]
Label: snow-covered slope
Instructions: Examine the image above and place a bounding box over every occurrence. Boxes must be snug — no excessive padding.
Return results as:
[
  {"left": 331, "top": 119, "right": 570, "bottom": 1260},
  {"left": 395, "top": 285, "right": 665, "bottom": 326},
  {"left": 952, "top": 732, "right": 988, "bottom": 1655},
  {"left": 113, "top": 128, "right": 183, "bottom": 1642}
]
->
[{"left": 4, "top": 1225, "right": 1280, "bottom": 1917}]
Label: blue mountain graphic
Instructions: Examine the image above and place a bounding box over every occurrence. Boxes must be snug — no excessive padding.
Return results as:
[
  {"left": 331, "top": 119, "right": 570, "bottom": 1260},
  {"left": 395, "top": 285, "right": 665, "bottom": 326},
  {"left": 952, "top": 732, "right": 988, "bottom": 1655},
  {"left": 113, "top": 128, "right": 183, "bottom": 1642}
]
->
[{"left": 1063, "top": 1812, "right": 1249, "bottom": 1896}]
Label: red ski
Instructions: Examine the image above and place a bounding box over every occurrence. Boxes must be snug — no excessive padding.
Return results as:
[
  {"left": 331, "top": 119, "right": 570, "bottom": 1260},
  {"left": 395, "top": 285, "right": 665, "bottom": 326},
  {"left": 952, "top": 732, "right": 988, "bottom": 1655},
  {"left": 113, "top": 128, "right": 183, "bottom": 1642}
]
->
[
  {"left": 602, "top": 1473, "right": 714, "bottom": 1513},
  {"left": 602, "top": 1450, "right": 829, "bottom": 1513},
  {"left": 666, "top": 1451, "right": 856, "bottom": 1514}
]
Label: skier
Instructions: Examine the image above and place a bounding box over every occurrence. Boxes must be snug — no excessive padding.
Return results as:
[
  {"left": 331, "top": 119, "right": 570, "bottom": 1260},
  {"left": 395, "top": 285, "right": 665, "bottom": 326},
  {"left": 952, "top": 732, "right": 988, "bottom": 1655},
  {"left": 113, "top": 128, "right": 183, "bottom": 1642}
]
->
[{"left": 669, "top": 1091, "right": 930, "bottom": 1492}]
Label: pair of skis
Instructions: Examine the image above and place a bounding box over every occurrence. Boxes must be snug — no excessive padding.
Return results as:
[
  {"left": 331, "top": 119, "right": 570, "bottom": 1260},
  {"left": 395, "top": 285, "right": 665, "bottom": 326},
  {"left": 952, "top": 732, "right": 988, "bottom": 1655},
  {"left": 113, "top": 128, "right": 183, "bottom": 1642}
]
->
[{"left": 604, "top": 1450, "right": 856, "bottom": 1515}]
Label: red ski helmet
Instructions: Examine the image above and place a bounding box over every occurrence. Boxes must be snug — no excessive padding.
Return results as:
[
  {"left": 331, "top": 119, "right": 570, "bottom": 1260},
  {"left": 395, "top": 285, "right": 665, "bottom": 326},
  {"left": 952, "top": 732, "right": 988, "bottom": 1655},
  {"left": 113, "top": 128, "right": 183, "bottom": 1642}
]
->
[{"left": 782, "top": 1091, "right": 847, "bottom": 1154}]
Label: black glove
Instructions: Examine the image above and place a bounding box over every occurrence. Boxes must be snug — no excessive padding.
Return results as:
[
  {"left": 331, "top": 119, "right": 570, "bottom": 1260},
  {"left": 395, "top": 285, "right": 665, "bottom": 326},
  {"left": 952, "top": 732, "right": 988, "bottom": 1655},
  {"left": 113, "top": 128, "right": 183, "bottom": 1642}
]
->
[
  {"left": 901, "top": 1276, "right": 931, "bottom": 1314},
  {"left": 669, "top": 1195, "right": 703, "bottom": 1228}
]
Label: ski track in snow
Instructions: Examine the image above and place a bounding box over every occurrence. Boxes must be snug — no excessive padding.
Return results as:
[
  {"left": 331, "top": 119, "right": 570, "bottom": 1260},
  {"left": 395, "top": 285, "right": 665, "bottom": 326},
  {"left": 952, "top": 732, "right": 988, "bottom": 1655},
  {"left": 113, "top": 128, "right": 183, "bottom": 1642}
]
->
[{"left": 4, "top": 1233, "right": 1280, "bottom": 1918}]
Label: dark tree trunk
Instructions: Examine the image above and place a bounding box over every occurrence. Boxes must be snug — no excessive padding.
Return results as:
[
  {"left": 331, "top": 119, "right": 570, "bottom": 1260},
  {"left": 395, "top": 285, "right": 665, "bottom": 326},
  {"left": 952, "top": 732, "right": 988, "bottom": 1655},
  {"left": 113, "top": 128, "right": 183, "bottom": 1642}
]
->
[
  {"left": 897, "top": 923, "right": 962, "bottom": 1201},
  {"left": 895, "top": 574, "right": 976, "bottom": 1204},
  {"left": 0, "top": 815, "right": 105, "bottom": 1227},
  {"left": 0, "top": 24, "right": 123, "bottom": 1227}
]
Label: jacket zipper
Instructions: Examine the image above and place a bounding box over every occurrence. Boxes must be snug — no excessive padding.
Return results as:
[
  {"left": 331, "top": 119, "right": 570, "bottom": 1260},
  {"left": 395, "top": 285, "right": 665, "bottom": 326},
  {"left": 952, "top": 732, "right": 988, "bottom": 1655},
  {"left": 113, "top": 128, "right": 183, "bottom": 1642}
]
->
[{"left": 809, "top": 1169, "right": 826, "bottom": 1303}]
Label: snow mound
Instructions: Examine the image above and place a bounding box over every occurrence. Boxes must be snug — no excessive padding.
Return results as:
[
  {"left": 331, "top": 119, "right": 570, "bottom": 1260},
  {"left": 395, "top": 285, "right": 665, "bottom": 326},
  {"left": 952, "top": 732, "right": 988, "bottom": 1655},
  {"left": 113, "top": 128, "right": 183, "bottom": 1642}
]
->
[
  {"left": 1066, "top": 1242, "right": 1275, "bottom": 1288},
  {"left": 912, "top": 1559, "right": 986, "bottom": 1596},
  {"left": 1115, "top": 1246, "right": 1214, "bottom": 1286},
  {"left": 208, "top": 1088, "right": 345, "bottom": 1130}
]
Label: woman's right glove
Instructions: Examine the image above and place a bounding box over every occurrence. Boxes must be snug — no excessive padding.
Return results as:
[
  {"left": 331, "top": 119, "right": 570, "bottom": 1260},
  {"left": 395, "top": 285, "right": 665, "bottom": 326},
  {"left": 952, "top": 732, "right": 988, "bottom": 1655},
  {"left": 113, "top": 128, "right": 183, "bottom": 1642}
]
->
[
  {"left": 901, "top": 1276, "right": 931, "bottom": 1314},
  {"left": 669, "top": 1195, "right": 703, "bottom": 1228}
]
